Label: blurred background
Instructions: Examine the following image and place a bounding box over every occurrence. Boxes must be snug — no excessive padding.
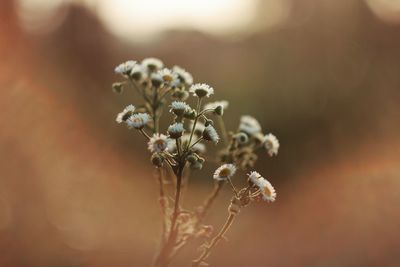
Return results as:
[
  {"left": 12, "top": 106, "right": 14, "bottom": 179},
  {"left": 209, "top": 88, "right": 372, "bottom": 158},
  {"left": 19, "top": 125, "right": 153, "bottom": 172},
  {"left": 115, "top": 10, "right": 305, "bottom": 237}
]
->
[{"left": 1, "top": 0, "right": 400, "bottom": 266}]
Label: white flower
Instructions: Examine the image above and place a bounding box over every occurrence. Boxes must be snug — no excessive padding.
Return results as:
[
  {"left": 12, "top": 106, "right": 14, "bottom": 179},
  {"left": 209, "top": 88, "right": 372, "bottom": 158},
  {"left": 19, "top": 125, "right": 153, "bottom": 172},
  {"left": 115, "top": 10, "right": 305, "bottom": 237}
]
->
[
  {"left": 142, "top": 57, "right": 163, "bottom": 71},
  {"left": 202, "top": 125, "right": 219, "bottom": 144},
  {"left": 213, "top": 164, "right": 237, "bottom": 181},
  {"left": 126, "top": 113, "right": 150, "bottom": 129},
  {"left": 203, "top": 100, "right": 229, "bottom": 111},
  {"left": 130, "top": 64, "right": 146, "bottom": 81},
  {"left": 189, "top": 83, "right": 214, "bottom": 98},
  {"left": 148, "top": 134, "right": 170, "bottom": 153},
  {"left": 239, "top": 115, "right": 262, "bottom": 135},
  {"left": 248, "top": 171, "right": 264, "bottom": 186},
  {"left": 168, "top": 122, "right": 185, "bottom": 138},
  {"left": 116, "top": 105, "right": 135, "bottom": 123},
  {"left": 259, "top": 178, "right": 276, "bottom": 202},
  {"left": 114, "top": 60, "right": 137, "bottom": 76},
  {"left": 157, "top": 68, "right": 177, "bottom": 82},
  {"left": 248, "top": 171, "right": 276, "bottom": 202},
  {"left": 173, "top": 65, "right": 193, "bottom": 85},
  {"left": 170, "top": 101, "right": 190, "bottom": 116},
  {"left": 264, "top": 133, "right": 279, "bottom": 156}
]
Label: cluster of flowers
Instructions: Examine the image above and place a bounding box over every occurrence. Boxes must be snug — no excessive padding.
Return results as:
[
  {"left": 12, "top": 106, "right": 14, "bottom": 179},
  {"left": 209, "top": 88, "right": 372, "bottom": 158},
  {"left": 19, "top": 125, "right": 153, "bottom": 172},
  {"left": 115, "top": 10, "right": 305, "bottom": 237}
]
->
[{"left": 113, "top": 57, "right": 280, "bottom": 267}]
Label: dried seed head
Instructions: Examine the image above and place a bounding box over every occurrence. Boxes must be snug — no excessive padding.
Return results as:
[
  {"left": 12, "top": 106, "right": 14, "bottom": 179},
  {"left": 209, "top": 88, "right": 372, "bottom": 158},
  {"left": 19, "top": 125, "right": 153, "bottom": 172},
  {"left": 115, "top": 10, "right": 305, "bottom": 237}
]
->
[{"left": 112, "top": 82, "right": 124, "bottom": 94}]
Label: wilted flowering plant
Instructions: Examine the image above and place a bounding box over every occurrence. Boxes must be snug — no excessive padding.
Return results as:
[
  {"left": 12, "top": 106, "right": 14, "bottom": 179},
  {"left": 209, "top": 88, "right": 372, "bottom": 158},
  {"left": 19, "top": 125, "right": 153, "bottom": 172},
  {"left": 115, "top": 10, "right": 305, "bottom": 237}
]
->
[{"left": 113, "top": 58, "right": 280, "bottom": 267}]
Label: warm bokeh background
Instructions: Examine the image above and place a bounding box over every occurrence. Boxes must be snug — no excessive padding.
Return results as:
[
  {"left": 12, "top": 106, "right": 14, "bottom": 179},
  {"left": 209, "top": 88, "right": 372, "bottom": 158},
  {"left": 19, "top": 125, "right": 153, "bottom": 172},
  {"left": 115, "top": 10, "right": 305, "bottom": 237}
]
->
[{"left": 1, "top": 0, "right": 400, "bottom": 266}]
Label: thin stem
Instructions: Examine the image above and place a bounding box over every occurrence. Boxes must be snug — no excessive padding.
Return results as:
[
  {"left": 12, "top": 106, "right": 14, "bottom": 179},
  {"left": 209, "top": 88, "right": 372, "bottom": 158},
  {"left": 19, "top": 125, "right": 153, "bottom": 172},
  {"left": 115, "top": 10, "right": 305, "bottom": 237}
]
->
[
  {"left": 186, "top": 98, "right": 202, "bottom": 151},
  {"left": 227, "top": 178, "right": 238, "bottom": 198},
  {"left": 176, "top": 139, "right": 181, "bottom": 156},
  {"left": 157, "top": 168, "right": 168, "bottom": 243},
  {"left": 139, "top": 128, "right": 151, "bottom": 140},
  {"left": 191, "top": 213, "right": 237, "bottom": 267},
  {"left": 189, "top": 137, "right": 203, "bottom": 149},
  {"left": 153, "top": 165, "right": 185, "bottom": 267}
]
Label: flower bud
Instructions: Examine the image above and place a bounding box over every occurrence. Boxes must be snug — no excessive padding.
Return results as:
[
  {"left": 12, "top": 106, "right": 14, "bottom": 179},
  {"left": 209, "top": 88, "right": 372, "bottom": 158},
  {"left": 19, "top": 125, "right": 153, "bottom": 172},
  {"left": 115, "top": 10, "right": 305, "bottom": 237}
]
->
[
  {"left": 151, "top": 73, "right": 163, "bottom": 88},
  {"left": 112, "top": 82, "right": 124, "bottom": 94},
  {"left": 184, "top": 109, "right": 197, "bottom": 120},
  {"left": 151, "top": 153, "right": 164, "bottom": 168},
  {"left": 214, "top": 105, "right": 223, "bottom": 116}
]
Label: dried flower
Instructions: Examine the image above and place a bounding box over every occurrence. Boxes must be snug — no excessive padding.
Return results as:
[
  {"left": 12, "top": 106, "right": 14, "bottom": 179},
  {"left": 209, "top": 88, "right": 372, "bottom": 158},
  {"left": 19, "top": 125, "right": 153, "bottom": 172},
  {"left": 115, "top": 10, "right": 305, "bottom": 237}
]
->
[
  {"left": 234, "top": 132, "right": 249, "bottom": 145},
  {"left": 213, "top": 164, "right": 237, "bottom": 181},
  {"left": 264, "top": 133, "right": 279, "bottom": 156},
  {"left": 127, "top": 113, "right": 150, "bottom": 129},
  {"left": 248, "top": 171, "right": 264, "bottom": 186},
  {"left": 168, "top": 122, "right": 184, "bottom": 139},
  {"left": 116, "top": 105, "right": 135, "bottom": 123},
  {"left": 157, "top": 68, "right": 177, "bottom": 82},
  {"left": 202, "top": 125, "right": 219, "bottom": 144},
  {"left": 142, "top": 57, "right": 164, "bottom": 71},
  {"left": 204, "top": 100, "right": 229, "bottom": 115},
  {"left": 173, "top": 65, "right": 193, "bottom": 85},
  {"left": 148, "top": 134, "right": 170, "bottom": 153},
  {"left": 239, "top": 115, "right": 262, "bottom": 135},
  {"left": 115, "top": 60, "right": 137, "bottom": 76},
  {"left": 170, "top": 101, "right": 190, "bottom": 116},
  {"left": 258, "top": 178, "right": 277, "bottom": 202},
  {"left": 130, "top": 64, "right": 146, "bottom": 81},
  {"left": 189, "top": 83, "right": 214, "bottom": 98}
]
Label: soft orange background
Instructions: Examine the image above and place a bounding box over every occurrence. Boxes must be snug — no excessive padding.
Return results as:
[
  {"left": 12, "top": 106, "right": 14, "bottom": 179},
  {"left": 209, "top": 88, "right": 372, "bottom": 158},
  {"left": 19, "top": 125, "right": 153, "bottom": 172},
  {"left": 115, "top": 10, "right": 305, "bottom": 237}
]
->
[{"left": 1, "top": 0, "right": 400, "bottom": 266}]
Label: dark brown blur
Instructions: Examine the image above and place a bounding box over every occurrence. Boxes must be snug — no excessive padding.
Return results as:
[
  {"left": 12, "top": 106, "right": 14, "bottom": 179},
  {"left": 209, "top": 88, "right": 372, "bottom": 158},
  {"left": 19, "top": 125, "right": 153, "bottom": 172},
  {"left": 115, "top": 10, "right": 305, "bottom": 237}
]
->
[{"left": 1, "top": 0, "right": 400, "bottom": 266}]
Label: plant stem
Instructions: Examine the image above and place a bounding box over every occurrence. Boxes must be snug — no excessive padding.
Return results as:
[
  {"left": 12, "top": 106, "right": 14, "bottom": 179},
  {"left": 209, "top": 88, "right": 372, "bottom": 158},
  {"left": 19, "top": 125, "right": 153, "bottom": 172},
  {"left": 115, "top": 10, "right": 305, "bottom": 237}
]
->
[
  {"left": 153, "top": 164, "right": 185, "bottom": 267},
  {"left": 157, "top": 168, "right": 167, "bottom": 243},
  {"left": 191, "top": 213, "right": 237, "bottom": 267},
  {"left": 186, "top": 98, "right": 202, "bottom": 151}
]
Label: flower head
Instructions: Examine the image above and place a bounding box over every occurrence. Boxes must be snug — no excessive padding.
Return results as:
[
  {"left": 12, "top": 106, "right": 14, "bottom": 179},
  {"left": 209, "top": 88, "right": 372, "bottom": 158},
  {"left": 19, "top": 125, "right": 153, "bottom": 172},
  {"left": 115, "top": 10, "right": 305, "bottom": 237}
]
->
[
  {"left": 115, "top": 60, "right": 137, "bottom": 76},
  {"left": 148, "top": 134, "right": 170, "bottom": 153},
  {"left": 157, "top": 68, "right": 177, "bottom": 82},
  {"left": 204, "top": 100, "right": 228, "bottom": 116},
  {"left": 259, "top": 179, "right": 276, "bottom": 202},
  {"left": 189, "top": 83, "right": 214, "bottom": 98},
  {"left": 202, "top": 125, "right": 219, "bottom": 144},
  {"left": 173, "top": 65, "right": 193, "bottom": 85},
  {"left": 264, "top": 133, "right": 279, "bottom": 156},
  {"left": 213, "top": 164, "right": 237, "bottom": 181},
  {"left": 130, "top": 64, "right": 146, "bottom": 81},
  {"left": 168, "top": 122, "right": 185, "bottom": 139},
  {"left": 116, "top": 105, "right": 135, "bottom": 123},
  {"left": 248, "top": 171, "right": 276, "bottom": 202},
  {"left": 142, "top": 57, "right": 163, "bottom": 71},
  {"left": 126, "top": 113, "right": 150, "bottom": 129},
  {"left": 239, "top": 115, "right": 262, "bottom": 135},
  {"left": 170, "top": 101, "right": 190, "bottom": 116},
  {"left": 204, "top": 100, "right": 229, "bottom": 111}
]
